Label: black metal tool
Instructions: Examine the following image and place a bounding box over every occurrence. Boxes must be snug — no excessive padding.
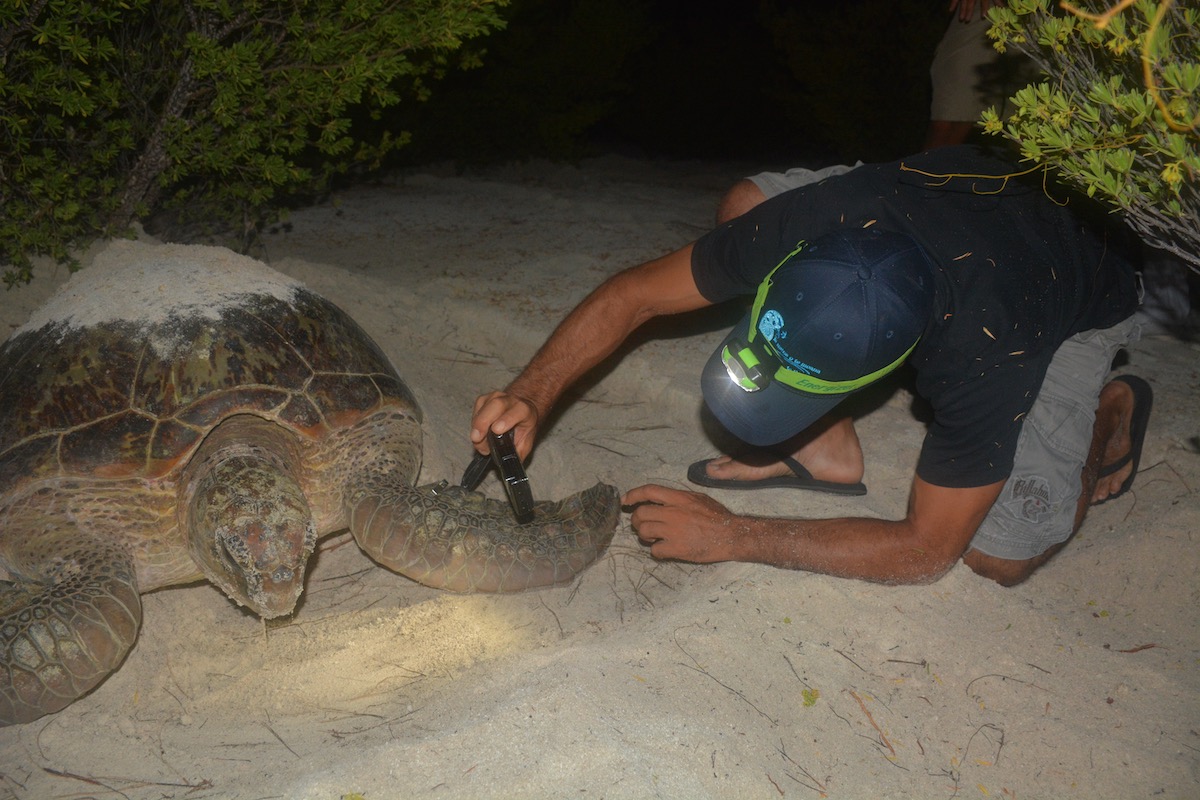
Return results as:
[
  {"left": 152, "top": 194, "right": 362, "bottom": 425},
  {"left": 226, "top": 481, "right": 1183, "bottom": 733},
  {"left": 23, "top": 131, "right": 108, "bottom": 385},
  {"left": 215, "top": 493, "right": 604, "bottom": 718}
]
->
[{"left": 460, "top": 429, "right": 535, "bottom": 525}]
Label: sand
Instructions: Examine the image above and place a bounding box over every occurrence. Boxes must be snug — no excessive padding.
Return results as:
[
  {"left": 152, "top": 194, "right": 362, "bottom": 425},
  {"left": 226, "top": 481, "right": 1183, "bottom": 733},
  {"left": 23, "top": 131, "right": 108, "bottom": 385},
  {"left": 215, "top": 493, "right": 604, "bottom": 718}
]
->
[{"left": 1, "top": 156, "right": 1197, "bottom": 799}]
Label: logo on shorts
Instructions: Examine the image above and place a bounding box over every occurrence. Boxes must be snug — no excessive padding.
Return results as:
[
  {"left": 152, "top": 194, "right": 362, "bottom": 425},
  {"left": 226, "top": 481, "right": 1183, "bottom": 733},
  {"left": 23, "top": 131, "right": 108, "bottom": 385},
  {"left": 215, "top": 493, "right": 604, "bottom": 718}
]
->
[{"left": 1004, "top": 475, "right": 1052, "bottom": 523}]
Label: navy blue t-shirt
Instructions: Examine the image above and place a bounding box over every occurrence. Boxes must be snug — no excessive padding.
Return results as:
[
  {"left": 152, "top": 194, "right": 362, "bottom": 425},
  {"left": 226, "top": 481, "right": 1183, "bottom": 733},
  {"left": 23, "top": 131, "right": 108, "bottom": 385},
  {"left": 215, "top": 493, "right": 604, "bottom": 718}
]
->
[{"left": 691, "top": 145, "right": 1140, "bottom": 488}]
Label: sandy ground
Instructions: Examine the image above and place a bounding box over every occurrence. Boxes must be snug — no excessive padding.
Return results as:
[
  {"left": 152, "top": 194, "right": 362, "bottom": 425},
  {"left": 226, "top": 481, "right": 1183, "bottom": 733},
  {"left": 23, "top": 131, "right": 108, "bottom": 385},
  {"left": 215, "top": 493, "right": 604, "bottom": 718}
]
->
[{"left": 1, "top": 156, "right": 1198, "bottom": 799}]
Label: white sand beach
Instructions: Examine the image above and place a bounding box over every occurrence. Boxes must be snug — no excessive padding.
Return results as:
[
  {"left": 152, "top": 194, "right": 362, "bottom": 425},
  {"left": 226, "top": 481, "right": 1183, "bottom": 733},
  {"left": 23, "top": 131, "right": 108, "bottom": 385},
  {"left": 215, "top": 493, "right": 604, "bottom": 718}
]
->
[{"left": 1, "top": 156, "right": 1197, "bottom": 799}]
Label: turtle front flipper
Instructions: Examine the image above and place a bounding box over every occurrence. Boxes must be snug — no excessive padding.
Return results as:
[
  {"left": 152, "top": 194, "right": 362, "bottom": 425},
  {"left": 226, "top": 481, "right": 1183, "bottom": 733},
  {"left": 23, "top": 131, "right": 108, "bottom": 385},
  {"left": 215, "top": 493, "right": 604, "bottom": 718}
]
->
[
  {"left": 1, "top": 533, "right": 141, "bottom": 726},
  {"left": 349, "top": 482, "right": 621, "bottom": 592}
]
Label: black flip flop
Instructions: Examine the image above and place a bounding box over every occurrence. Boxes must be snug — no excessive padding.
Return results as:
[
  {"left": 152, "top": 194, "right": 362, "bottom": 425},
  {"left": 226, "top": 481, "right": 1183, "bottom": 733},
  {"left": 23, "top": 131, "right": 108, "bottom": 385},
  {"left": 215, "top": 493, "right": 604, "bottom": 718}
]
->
[
  {"left": 1094, "top": 374, "right": 1153, "bottom": 505},
  {"left": 687, "top": 455, "right": 867, "bottom": 496}
]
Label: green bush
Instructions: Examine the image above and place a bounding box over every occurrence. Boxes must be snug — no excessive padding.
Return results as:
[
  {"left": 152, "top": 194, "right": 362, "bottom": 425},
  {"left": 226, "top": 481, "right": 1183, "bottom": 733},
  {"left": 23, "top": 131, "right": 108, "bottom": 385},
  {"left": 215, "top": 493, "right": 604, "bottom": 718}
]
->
[
  {"left": 0, "top": 0, "right": 506, "bottom": 286},
  {"left": 983, "top": 0, "right": 1199, "bottom": 273}
]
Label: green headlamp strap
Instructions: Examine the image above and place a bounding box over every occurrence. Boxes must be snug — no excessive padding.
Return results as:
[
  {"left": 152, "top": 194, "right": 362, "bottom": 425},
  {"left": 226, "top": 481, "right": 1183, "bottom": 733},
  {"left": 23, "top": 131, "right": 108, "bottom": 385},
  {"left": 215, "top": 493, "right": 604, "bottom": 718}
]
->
[
  {"left": 740, "top": 238, "right": 918, "bottom": 396},
  {"left": 746, "top": 240, "right": 808, "bottom": 343},
  {"left": 770, "top": 338, "right": 919, "bottom": 395}
]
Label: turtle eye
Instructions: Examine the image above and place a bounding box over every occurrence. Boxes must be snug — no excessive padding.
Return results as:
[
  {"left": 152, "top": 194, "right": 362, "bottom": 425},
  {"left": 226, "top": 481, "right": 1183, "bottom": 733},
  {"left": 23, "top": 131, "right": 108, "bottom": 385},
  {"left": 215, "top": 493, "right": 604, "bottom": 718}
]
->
[{"left": 219, "top": 534, "right": 251, "bottom": 568}]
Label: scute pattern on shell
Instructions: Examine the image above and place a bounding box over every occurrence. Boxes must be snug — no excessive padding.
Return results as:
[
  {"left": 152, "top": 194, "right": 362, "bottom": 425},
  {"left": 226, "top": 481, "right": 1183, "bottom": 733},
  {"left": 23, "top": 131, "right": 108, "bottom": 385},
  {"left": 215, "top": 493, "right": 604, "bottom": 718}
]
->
[{"left": 0, "top": 289, "right": 420, "bottom": 487}]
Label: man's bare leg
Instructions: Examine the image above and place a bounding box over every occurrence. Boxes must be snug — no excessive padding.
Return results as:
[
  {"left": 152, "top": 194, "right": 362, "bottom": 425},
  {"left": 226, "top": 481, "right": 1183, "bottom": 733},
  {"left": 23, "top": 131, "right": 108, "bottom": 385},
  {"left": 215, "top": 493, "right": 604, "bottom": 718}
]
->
[
  {"left": 700, "top": 415, "right": 865, "bottom": 487},
  {"left": 963, "top": 378, "right": 1137, "bottom": 586},
  {"left": 1089, "top": 379, "right": 1138, "bottom": 503},
  {"left": 715, "top": 179, "right": 767, "bottom": 225}
]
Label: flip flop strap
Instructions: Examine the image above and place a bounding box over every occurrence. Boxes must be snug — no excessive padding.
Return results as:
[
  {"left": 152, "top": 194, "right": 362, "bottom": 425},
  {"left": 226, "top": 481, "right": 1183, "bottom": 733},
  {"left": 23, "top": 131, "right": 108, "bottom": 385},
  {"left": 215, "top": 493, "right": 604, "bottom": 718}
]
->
[{"left": 779, "top": 455, "right": 816, "bottom": 481}]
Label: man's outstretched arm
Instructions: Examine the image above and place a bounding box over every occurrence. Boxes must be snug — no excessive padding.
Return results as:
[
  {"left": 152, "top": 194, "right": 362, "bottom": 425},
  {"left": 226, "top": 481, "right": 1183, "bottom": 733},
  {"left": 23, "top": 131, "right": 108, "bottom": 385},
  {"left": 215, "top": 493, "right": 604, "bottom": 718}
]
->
[
  {"left": 471, "top": 243, "right": 710, "bottom": 457},
  {"left": 624, "top": 475, "right": 1004, "bottom": 584}
]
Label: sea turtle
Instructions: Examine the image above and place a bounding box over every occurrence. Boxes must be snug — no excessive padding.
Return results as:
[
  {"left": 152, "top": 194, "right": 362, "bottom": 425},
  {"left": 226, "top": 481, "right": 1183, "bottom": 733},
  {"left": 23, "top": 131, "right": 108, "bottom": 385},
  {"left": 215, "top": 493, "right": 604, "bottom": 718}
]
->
[{"left": 0, "top": 241, "right": 619, "bottom": 726}]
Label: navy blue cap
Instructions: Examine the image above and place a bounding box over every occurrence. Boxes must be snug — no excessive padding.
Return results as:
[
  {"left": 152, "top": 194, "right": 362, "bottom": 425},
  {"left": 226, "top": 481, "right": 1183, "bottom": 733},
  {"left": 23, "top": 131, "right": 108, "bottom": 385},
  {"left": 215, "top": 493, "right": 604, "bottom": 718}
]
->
[{"left": 701, "top": 228, "right": 935, "bottom": 446}]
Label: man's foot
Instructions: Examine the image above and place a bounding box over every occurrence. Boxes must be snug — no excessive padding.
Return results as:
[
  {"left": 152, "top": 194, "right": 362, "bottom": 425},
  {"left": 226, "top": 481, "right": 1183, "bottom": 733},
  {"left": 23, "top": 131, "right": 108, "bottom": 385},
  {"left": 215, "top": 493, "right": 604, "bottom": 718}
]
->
[
  {"left": 687, "top": 416, "right": 867, "bottom": 495},
  {"left": 698, "top": 451, "right": 800, "bottom": 483},
  {"left": 1091, "top": 375, "right": 1153, "bottom": 505},
  {"left": 687, "top": 454, "right": 866, "bottom": 495}
]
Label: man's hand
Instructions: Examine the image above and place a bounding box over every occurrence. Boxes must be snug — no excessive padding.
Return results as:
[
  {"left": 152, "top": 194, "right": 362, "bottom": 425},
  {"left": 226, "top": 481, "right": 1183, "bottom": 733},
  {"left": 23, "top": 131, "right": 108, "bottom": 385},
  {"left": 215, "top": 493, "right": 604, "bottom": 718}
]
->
[
  {"left": 623, "top": 484, "right": 742, "bottom": 563},
  {"left": 467, "top": 244, "right": 707, "bottom": 464},
  {"left": 471, "top": 391, "right": 540, "bottom": 459}
]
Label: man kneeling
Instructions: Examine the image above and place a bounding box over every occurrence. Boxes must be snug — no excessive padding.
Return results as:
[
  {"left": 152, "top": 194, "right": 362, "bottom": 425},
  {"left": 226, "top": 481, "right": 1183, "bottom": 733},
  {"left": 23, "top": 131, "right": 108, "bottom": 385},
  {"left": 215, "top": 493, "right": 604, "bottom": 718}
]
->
[{"left": 471, "top": 145, "right": 1149, "bottom": 586}]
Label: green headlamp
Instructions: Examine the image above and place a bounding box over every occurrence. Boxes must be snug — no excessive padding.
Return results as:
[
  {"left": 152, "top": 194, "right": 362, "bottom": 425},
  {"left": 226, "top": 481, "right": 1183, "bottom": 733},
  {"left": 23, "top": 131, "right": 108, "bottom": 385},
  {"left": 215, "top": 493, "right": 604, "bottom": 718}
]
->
[
  {"left": 719, "top": 242, "right": 803, "bottom": 394},
  {"left": 721, "top": 238, "right": 919, "bottom": 396},
  {"left": 721, "top": 337, "right": 771, "bottom": 391}
]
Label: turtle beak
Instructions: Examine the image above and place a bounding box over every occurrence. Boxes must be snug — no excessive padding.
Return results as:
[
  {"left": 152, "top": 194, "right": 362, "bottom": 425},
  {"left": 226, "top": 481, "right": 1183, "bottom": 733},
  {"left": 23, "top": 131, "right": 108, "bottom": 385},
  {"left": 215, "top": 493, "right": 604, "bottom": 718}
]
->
[{"left": 216, "top": 519, "right": 316, "bottom": 619}]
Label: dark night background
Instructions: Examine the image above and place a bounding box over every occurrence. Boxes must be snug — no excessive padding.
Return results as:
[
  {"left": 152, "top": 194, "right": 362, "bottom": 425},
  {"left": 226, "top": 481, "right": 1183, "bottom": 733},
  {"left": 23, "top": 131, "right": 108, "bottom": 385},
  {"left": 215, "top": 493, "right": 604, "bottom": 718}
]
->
[{"left": 387, "top": 0, "right": 957, "bottom": 169}]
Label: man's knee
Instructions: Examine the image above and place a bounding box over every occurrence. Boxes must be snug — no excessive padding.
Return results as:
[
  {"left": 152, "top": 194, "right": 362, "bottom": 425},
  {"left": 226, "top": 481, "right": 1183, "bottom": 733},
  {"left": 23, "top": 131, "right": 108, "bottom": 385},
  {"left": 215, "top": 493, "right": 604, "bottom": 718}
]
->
[
  {"left": 716, "top": 179, "right": 767, "bottom": 225},
  {"left": 962, "top": 544, "right": 1063, "bottom": 587},
  {"left": 923, "top": 120, "right": 977, "bottom": 150}
]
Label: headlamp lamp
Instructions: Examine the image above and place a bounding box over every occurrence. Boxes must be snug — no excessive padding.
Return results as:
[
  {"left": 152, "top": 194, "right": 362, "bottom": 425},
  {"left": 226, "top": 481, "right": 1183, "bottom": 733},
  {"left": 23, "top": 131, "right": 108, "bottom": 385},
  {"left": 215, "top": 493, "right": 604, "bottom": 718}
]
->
[
  {"left": 721, "top": 338, "right": 770, "bottom": 392},
  {"left": 720, "top": 243, "right": 805, "bottom": 394}
]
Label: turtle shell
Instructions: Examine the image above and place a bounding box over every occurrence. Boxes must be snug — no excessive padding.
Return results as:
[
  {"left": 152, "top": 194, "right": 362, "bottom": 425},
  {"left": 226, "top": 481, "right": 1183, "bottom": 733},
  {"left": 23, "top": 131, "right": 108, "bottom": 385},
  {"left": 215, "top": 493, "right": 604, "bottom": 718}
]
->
[{"left": 0, "top": 244, "right": 420, "bottom": 495}]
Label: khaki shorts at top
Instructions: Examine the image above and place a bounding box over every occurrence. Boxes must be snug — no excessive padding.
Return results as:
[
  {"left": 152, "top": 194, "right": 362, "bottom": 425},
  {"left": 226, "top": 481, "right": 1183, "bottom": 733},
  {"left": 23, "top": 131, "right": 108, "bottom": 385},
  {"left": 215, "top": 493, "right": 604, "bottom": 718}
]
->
[
  {"left": 968, "top": 316, "right": 1141, "bottom": 561},
  {"left": 930, "top": 12, "right": 1039, "bottom": 122},
  {"left": 747, "top": 161, "right": 862, "bottom": 200}
]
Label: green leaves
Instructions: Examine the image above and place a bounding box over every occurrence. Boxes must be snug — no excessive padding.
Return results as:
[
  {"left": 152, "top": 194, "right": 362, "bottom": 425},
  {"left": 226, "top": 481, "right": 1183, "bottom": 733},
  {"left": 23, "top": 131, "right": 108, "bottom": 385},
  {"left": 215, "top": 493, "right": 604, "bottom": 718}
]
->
[
  {"left": 1, "top": 0, "right": 507, "bottom": 285},
  {"left": 985, "top": 0, "right": 1199, "bottom": 272},
  {"left": 0, "top": 0, "right": 146, "bottom": 285}
]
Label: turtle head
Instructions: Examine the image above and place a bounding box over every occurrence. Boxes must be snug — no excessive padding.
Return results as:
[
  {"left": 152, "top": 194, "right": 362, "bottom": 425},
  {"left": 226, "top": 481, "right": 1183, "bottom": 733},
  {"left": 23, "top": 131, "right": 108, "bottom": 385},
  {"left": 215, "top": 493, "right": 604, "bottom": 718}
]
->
[
  {"left": 183, "top": 419, "right": 318, "bottom": 619},
  {"left": 204, "top": 505, "right": 316, "bottom": 619},
  {"left": 187, "top": 461, "right": 317, "bottom": 618}
]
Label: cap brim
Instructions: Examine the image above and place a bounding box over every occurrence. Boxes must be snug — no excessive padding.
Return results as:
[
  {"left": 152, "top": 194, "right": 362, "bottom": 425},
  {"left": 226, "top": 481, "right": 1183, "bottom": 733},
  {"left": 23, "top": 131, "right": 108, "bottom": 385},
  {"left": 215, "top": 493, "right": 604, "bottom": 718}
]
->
[{"left": 700, "top": 314, "right": 844, "bottom": 447}]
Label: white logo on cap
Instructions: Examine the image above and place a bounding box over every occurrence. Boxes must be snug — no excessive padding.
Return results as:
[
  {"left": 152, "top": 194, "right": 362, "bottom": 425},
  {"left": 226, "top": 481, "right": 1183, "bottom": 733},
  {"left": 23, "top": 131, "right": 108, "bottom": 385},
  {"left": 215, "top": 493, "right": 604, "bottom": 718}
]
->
[
  {"left": 758, "top": 308, "right": 822, "bottom": 376},
  {"left": 758, "top": 309, "right": 784, "bottom": 342}
]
